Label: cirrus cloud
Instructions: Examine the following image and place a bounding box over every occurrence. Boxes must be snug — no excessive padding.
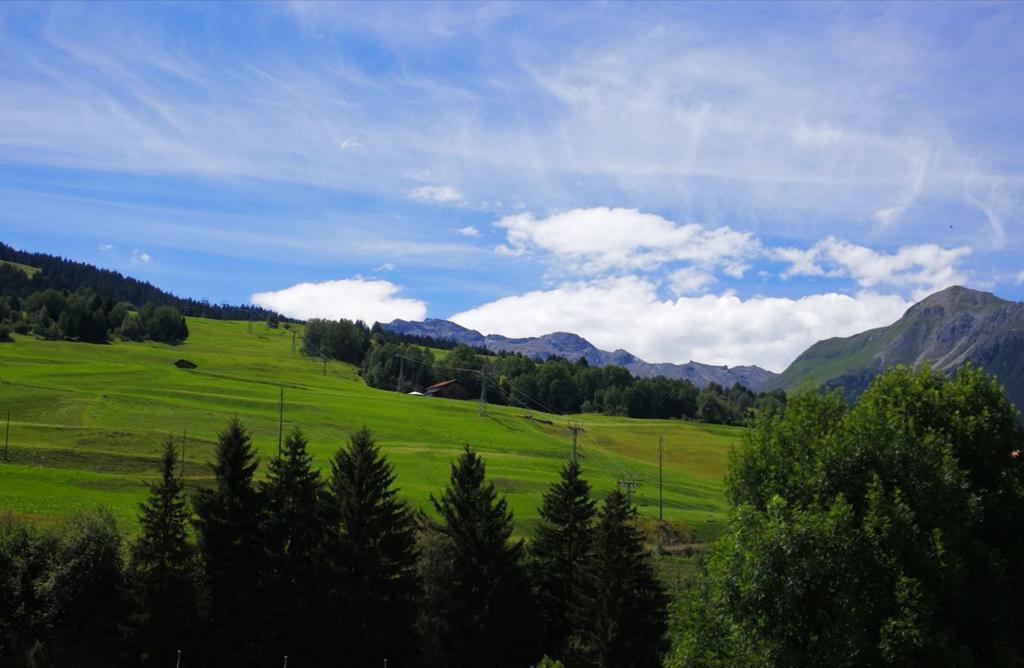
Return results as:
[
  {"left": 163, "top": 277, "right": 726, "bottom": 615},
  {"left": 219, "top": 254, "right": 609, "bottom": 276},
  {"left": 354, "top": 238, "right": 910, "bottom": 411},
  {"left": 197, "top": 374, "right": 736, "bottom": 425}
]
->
[{"left": 251, "top": 278, "right": 426, "bottom": 324}]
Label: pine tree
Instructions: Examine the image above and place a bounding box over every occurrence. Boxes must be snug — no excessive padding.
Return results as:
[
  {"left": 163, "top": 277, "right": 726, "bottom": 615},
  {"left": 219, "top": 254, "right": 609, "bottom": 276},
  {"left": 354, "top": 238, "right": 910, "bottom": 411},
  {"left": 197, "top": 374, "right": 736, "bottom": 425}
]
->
[
  {"left": 570, "top": 490, "right": 668, "bottom": 668},
  {"left": 193, "top": 417, "right": 263, "bottom": 665},
  {"left": 320, "top": 426, "right": 420, "bottom": 666},
  {"left": 423, "top": 445, "right": 537, "bottom": 667},
  {"left": 129, "top": 437, "right": 200, "bottom": 666},
  {"left": 530, "top": 460, "right": 596, "bottom": 661},
  {"left": 260, "top": 427, "right": 322, "bottom": 665}
]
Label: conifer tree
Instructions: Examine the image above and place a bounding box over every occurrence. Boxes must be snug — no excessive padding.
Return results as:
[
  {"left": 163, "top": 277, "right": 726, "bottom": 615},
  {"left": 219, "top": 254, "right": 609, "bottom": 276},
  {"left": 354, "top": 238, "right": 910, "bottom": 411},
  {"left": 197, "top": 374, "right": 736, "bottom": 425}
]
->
[
  {"left": 423, "top": 445, "right": 537, "bottom": 667},
  {"left": 320, "top": 426, "right": 420, "bottom": 666},
  {"left": 129, "top": 437, "right": 200, "bottom": 666},
  {"left": 531, "top": 460, "right": 596, "bottom": 661},
  {"left": 260, "top": 427, "right": 322, "bottom": 665},
  {"left": 193, "top": 417, "right": 263, "bottom": 665},
  {"left": 570, "top": 490, "right": 667, "bottom": 668}
]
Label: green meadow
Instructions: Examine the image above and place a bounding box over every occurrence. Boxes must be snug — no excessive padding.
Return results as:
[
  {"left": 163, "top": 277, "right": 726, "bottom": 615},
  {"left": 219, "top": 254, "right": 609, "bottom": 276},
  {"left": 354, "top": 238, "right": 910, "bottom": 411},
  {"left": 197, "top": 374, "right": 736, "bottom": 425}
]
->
[{"left": 0, "top": 318, "right": 741, "bottom": 537}]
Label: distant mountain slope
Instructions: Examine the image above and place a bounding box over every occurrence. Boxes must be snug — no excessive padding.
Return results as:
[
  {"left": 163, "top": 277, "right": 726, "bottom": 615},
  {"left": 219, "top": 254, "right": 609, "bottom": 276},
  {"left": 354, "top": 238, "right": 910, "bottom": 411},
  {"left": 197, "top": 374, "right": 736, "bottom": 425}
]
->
[
  {"left": 0, "top": 242, "right": 282, "bottom": 321},
  {"left": 767, "top": 286, "right": 1024, "bottom": 410},
  {"left": 383, "top": 318, "right": 777, "bottom": 390}
]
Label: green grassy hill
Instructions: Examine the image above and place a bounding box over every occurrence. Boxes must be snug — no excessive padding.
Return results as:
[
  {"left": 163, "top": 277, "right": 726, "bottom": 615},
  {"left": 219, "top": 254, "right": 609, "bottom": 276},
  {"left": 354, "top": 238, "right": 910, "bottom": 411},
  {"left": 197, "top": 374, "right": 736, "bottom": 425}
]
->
[
  {"left": 0, "top": 259, "right": 40, "bottom": 277},
  {"left": 0, "top": 317, "right": 741, "bottom": 537}
]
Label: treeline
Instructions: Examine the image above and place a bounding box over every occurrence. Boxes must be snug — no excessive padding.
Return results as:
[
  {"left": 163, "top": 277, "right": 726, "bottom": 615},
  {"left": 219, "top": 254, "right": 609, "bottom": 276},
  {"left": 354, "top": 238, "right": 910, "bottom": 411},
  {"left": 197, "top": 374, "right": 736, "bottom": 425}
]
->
[
  {"left": 301, "top": 317, "right": 784, "bottom": 425},
  {"left": 0, "top": 243, "right": 283, "bottom": 322},
  {"left": 0, "top": 288, "right": 187, "bottom": 344},
  {"left": 0, "top": 420, "right": 666, "bottom": 668}
]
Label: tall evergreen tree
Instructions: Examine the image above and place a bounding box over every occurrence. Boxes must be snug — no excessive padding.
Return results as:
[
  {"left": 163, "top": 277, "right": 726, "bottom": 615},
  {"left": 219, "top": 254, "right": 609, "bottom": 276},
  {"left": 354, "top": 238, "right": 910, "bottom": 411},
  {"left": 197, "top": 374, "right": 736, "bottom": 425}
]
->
[
  {"left": 570, "top": 490, "right": 668, "bottom": 668},
  {"left": 320, "top": 426, "right": 420, "bottom": 666},
  {"left": 129, "top": 437, "right": 200, "bottom": 666},
  {"left": 422, "top": 445, "right": 537, "bottom": 667},
  {"left": 260, "top": 427, "right": 322, "bottom": 665},
  {"left": 530, "top": 460, "right": 596, "bottom": 661},
  {"left": 193, "top": 417, "right": 263, "bottom": 666}
]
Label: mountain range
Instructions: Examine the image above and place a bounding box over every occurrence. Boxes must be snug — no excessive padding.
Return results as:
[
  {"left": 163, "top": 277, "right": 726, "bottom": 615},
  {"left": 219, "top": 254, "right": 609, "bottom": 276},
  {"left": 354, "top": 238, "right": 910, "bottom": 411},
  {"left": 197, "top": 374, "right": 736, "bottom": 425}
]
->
[
  {"left": 387, "top": 286, "right": 1024, "bottom": 412},
  {"left": 382, "top": 318, "right": 778, "bottom": 390},
  {"left": 764, "top": 285, "right": 1024, "bottom": 411}
]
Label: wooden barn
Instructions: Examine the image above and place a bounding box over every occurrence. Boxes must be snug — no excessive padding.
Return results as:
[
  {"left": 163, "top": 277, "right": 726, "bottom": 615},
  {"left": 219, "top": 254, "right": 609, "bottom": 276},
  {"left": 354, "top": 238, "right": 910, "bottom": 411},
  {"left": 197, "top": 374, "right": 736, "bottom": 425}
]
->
[{"left": 424, "top": 379, "right": 469, "bottom": 400}]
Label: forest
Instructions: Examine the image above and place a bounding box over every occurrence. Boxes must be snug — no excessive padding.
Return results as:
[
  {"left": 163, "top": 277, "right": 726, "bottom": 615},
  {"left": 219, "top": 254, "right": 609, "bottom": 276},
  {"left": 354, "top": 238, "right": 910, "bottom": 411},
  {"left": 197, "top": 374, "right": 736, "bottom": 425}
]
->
[
  {"left": 304, "top": 318, "right": 787, "bottom": 425},
  {"left": 0, "top": 419, "right": 666, "bottom": 668}
]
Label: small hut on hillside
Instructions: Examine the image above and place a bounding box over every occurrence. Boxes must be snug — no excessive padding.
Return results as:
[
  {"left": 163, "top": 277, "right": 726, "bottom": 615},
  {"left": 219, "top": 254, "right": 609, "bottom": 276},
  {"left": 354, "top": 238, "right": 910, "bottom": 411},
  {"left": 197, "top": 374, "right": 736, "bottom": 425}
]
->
[
  {"left": 424, "top": 379, "right": 469, "bottom": 400},
  {"left": 174, "top": 358, "right": 198, "bottom": 369}
]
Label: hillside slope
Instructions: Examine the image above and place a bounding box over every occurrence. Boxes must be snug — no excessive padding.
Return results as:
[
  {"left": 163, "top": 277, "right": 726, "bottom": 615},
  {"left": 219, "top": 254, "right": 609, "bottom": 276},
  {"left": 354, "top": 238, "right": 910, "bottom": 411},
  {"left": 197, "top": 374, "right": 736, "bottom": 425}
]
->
[
  {"left": 385, "top": 318, "right": 776, "bottom": 390},
  {"left": 768, "top": 286, "right": 1024, "bottom": 410},
  {"left": 0, "top": 318, "right": 742, "bottom": 536}
]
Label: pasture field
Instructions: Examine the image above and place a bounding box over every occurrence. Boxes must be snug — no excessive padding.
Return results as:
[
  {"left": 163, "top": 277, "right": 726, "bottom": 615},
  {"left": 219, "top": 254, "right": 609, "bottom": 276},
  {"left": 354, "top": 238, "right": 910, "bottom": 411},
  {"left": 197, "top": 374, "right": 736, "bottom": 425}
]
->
[{"left": 0, "top": 318, "right": 742, "bottom": 537}]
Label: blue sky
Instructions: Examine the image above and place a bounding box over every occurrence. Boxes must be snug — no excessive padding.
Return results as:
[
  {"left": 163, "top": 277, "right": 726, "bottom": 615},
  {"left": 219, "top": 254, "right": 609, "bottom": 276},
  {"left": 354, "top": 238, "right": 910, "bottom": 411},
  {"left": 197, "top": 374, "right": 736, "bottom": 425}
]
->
[{"left": 2, "top": 2, "right": 1022, "bottom": 370}]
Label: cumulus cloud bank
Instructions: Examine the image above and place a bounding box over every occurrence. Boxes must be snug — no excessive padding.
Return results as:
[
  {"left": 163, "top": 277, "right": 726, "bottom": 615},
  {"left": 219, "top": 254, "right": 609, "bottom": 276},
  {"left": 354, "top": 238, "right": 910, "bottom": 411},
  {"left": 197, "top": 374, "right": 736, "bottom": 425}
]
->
[
  {"left": 496, "top": 208, "right": 757, "bottom": 276},
  {"left": 450, "top": 276, "right": 911, "bottom": 372},
  {"left": 251, "top": 278, "right": 427, "bottom": 324}
]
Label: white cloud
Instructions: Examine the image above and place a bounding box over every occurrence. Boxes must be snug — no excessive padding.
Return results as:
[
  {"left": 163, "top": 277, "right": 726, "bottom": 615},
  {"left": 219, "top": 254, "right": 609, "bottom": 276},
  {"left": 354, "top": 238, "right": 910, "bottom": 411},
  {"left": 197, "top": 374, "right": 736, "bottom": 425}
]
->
[
  {"left": 131, "top": 249, "right": 151, "bottom": 264},
  {"left": 251, "top": 278, "right": 427, "bottom": 324},
  {"left": 668, "top": 267, "right": 715, "bottom": 295},
  {"left": 1016, "top": 270, "right": 1024, "bottom": 285},
  {"left": 408, "top": 185, "right": 463, "bottom": 204},
  {"left": 374, "top": 263, "right": 396, "bottom": 272},
  {"left": 338, "top": 138, "right": 360, "bottom": 150},
  {"left": 457, "top": 225, "right": 480, "bottom": 237},
  {"left": 450, "top": 276, "right": 911, "bottom": 372},
  {"left": 97, "top": 243, "right": 113, "bottom": 251},
  {"left": 495, "top": 208, "right": 758, "bottom": 275},
  {"left": 775, "top": 237, "right": 971, "bottom": 293}
]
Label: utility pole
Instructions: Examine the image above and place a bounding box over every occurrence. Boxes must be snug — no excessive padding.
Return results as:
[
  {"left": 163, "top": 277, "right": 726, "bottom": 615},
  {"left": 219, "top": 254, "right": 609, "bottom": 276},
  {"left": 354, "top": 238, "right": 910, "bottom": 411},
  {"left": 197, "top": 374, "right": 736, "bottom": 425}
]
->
[
  {"left": 568, "top": 421, "right": 584, "bottom": 465},
  {"left": 290, "top": 330, "right": 296, "bottom": 354},
  {"left": 175, "top": 650, "right": 181, "bottom": 668},
  {"left": 277, "top": 386, "right": 284, "bottom": 457},
  {"left": 322, "top": 354, "right": 328, "bottom": 377},
  {"left": 247, "top": 319, "right": 253, "bottom": 336},
  {"left": 180, "top": 429, "right": 186, "bottom": 479},
  {"left": 658, "top": 435, "right": 664, "bottom": 521},
  {"left": 478, "top": 370, "right": 487, "bottom": 416},
  {"left": 3, "top": 409, "right": 9, "bottom": 463},
  {"left": 397, "top": 356, "right": 405, "bottom": 393}
]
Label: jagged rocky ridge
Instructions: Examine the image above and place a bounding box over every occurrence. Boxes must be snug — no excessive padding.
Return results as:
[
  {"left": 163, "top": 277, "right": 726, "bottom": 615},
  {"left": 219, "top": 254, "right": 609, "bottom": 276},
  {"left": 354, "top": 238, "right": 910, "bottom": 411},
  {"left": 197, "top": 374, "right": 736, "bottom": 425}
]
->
[{"left": 382, "top": 318, "right": 777, "bottom": 390}]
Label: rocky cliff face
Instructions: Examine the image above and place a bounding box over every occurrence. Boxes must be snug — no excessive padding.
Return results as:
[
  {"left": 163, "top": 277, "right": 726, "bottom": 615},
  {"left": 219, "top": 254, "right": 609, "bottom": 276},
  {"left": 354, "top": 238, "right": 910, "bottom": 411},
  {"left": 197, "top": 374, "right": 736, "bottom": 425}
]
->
[
  {"left": 768, "top": 286, "right": 1024, "bottom": 411},
  {"left": 382, "top": 319, "right": 777, "bottom": 390}
]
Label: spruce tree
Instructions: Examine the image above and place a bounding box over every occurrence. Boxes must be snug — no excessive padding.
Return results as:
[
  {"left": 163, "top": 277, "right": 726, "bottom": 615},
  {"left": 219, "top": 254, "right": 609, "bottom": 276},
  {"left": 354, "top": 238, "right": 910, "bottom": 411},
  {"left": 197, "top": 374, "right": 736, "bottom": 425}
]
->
[
  {"left": 570, "top": 490, "right": 667, "bottom": 668},
  {"left": 193, "top": 417, "right": 263, "bottom": 666},
  {"left": 530, "top": 460, "right": 596, "bottom": 661},
  {"left": 320, "top": 426, "right": 420, "bottom": 666},
  {"left": 260, "top": 427, "right": 322, "bottom": 665},
  {"left": 129, "top": 437, "right": 200, "bottom": 666},
  {"left": 423, "top": 445, "right": 537, "bottom": 667}
]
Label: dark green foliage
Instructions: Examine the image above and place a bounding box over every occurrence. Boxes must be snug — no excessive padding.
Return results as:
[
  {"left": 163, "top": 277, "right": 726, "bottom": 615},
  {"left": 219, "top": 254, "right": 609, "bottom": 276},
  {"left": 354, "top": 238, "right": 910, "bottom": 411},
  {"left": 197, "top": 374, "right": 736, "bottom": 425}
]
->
[
  {"left": 118, "top": 312, "right": 145, "bottom": 341},
  {"left": 570, "top": 490, "right": 668, "bottom": 668},
  {"left": 0, "top": 241, "right": 284, "bottom": 321},
  {"left": 362, "top": 340, "right": 436, "bottom": 391},
  {"left": 129, "top": 438, "right": 201, "bottom": 666},
  {"left": 302, "top": 317, "right": 369, "bottom": 363},
  {"left": 193, "top": 417, "right": 264, "bottom": 665},
  {"left": 530, "top": 461, "right": 596, "bottom": 661},
  {"left": 421, "top": 445, "right": 537, "bottom": 667},
  {"left": 34, "top": 509, "right": 127, "bottom": 667},
  {"left": 0, "top": 517, "right": 53, "bottom": 664},
  {"left": 320, "top": 426, "right": 421, "bottom": 665},
  {"left": 138, "top": 302, "right": 188, "bottom": 343},
  {"left": 672, "top": 365, "right": 1024, "bottom": 667},
  {"left": 260, "top": 427, "right": 323, "bottom": 664}
]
